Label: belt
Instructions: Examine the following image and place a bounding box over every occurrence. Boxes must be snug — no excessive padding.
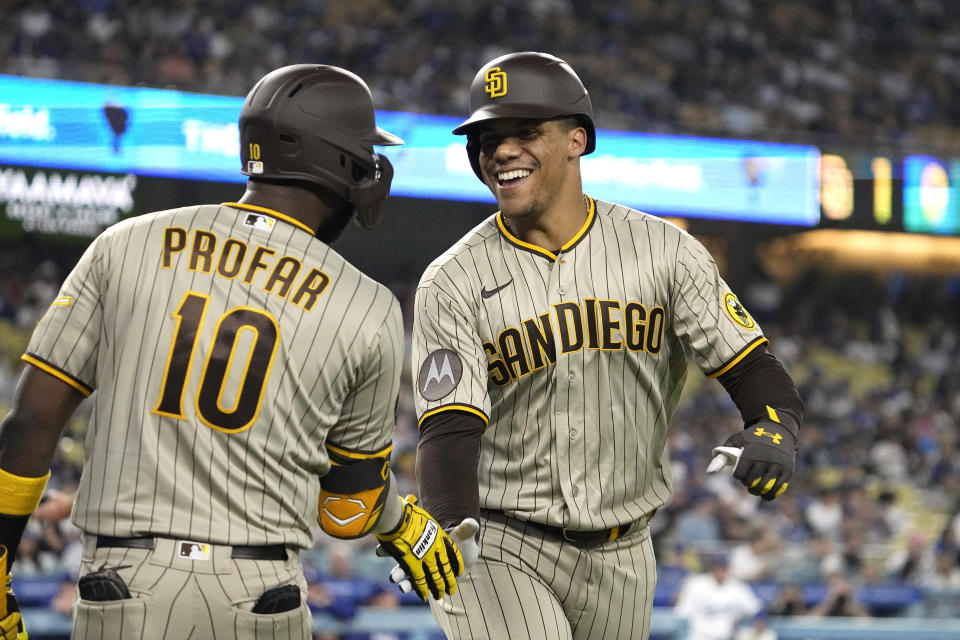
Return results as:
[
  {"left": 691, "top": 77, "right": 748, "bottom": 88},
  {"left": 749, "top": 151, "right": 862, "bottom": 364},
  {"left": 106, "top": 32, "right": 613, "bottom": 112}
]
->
[
  {"left": 95, "top": 535, "right": 288, "bottom": 561},
  {"left": 480, "top": 509, "right": 649, "bottom": 548}
]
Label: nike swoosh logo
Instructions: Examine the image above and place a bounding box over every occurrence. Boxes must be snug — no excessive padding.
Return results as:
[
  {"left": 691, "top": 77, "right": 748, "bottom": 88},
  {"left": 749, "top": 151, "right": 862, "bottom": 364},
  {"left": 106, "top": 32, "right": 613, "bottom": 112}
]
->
[{"left": 481, "top": 279, "right": 513, "bottom": 298}]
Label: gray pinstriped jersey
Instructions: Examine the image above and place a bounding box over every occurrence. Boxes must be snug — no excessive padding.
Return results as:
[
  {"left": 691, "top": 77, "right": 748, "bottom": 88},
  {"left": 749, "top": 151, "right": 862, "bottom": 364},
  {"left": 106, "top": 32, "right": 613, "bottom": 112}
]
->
[
  {"left": 25, "top": 203, "right": 403, "bottom": 549},
  {"left": 412, "top": 197, "right": 766, "bottom": 531}
]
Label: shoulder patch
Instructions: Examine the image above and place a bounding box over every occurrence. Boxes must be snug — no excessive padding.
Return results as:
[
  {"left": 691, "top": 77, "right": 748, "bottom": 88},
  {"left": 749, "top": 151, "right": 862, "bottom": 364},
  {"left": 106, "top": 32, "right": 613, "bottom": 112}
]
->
[
  {"left": 417, "top": 349, "right": 463, "bottom": 401},
  {"left": 723, "top": 292, "right": 756, "bottom": 329}
]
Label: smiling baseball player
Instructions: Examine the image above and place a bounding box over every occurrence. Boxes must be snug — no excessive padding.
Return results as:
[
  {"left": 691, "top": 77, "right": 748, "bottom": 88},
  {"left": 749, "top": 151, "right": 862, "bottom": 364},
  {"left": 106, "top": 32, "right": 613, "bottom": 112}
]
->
[{"left": 410, "top": 52, "right": 803, "bottom": 639}]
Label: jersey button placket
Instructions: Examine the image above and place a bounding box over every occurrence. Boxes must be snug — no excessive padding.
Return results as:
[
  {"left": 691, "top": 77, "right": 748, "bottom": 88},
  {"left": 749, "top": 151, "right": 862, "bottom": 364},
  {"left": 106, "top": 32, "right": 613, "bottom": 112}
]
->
[{"left": 550, "top": 250, "right": 576, "bottom": 504}]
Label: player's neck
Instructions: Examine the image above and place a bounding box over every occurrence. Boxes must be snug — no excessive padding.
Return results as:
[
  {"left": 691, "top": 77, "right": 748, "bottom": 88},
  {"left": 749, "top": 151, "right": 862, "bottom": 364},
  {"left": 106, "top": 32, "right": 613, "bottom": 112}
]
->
[
  {"left": 238, "top": 180, "right": 345, "bottom": 235},
  {"left": 502, "top": 193, "right": 589, "bottom": 254}
]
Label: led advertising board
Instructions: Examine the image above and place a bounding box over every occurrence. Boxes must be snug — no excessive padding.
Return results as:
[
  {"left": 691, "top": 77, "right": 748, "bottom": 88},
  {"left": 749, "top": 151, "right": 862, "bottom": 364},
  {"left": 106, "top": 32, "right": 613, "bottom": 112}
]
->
[{"left": 0, "top": 74, "right": 821, "bottom": 227}]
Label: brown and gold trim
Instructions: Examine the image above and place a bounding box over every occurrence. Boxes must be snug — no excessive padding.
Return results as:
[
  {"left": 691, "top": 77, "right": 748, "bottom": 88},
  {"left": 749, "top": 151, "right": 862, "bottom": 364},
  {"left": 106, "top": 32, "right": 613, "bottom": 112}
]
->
[
  {"left": 325, "top": 441, "right": 394, "bottom": 461},
  {"left": 418, "top": 404, "right": 489, "bottom": 431},
  {"left": 705, "top": 336, "right": 769, "bottom": 379},
  {"left": 21, "top": 353, "right": 93, "bottom": 397},
  {"left": 496, "top": 195, "right": 597, "bottom": 261},
  {"left": 221, "top": 202, "right": 315, "bottom": 235}
]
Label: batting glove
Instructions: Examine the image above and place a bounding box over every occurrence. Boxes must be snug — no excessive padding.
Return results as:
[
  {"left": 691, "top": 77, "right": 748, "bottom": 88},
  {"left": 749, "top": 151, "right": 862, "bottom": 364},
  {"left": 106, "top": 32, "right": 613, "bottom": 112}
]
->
[
  {"left": 717, "top": 406, "right": 798, "bottom": 501},
  {"left": 374, "top": 495, "right": 466, "bottom": 601},
  {"left": 1, "top": 546, "right": 27, "bottom": 640}
]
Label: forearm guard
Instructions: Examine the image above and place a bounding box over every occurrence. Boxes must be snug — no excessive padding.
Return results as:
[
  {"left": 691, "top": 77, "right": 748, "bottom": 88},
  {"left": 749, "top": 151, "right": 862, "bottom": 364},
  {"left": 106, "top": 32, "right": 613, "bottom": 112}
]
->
[{"left": 318, "top": 442, "right": 393, "bottom": 539}]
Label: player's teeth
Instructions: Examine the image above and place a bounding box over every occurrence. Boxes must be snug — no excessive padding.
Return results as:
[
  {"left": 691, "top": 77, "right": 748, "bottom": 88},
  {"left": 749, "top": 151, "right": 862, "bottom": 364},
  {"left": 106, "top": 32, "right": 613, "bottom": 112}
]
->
[{"left": 498, "top": 169, "right": 531, "bottom": 181}]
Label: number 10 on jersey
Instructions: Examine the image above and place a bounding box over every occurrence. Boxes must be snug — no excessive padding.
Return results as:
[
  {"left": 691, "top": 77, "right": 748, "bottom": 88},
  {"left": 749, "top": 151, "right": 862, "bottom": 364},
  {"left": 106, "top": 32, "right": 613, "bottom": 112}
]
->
[{"left": 152, "top": 291, "right": 280, "bottom": 433}]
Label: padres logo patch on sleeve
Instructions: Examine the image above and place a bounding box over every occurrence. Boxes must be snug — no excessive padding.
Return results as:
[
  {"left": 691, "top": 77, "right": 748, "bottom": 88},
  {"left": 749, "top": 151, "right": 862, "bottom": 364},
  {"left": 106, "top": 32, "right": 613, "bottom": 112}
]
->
[
  {"left": 723, "top": 292, "right": 756, "bottom": 329},
  {"left": 417, "top": 349, "right": 463, "bottom": 401}
]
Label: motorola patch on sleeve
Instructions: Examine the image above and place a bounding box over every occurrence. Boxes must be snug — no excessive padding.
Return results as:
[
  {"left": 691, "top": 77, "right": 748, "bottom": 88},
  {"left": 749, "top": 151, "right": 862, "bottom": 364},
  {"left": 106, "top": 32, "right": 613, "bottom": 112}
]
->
[{"left": 417, "top": 349, "right": 463, "bottom": 400}]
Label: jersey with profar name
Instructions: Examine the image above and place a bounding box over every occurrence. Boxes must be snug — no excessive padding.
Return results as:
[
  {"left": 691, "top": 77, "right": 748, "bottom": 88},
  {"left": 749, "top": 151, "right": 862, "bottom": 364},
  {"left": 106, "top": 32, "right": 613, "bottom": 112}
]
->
[
  {"left": 25, "top": 203, "right": 403, "bottom": 550},
  {"left": 412, "top": 197, "right": 766, "bottom": 531}
]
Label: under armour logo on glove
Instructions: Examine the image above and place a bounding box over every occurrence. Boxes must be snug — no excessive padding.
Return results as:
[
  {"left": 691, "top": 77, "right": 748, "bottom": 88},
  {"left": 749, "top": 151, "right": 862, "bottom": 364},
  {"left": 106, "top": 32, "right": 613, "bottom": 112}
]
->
[
  {"left": 752, "top": 427, "right": 783, "bottom": 444},
  {"left": 716, "top": 405, "right": 799, "bottom": 501}
]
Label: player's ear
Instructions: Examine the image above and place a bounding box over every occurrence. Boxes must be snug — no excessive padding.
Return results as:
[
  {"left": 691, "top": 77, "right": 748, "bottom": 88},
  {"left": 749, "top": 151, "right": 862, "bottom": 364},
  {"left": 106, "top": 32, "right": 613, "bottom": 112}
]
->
[{"left": 567, "top": 124, "right": 587, "bottom": 159}]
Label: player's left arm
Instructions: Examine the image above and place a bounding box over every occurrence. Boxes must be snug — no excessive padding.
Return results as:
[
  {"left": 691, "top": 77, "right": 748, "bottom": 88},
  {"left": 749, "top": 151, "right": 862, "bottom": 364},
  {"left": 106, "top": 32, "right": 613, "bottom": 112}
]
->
[
  {"left": 668, "top": 231, "right": 801, "bottom": 500},
  {"left": 319, "top": 296, "right": 406, "bottom": 540},
  {"left": 713, "top": 344, "right": 803, "bottom": 500},
  {"left": 316, "top": 296, "right": 465, "bottom": 600}
]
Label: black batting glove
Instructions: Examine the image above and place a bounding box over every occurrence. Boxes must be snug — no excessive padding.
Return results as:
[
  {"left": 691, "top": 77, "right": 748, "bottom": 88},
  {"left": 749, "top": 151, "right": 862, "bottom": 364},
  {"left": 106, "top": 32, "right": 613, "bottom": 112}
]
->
[{"left": 722, "top": 406, "right": 798, "bottom": 501}]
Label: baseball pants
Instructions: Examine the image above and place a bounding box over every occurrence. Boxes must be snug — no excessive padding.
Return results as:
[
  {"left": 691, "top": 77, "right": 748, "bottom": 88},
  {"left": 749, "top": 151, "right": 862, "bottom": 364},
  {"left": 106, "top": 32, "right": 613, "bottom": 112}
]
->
[
  {"left": 71, "top": 535, "right": 312, "bottom": 640},
  {"left": 429, "top": 514, "right": 658, "bottom": 640}
]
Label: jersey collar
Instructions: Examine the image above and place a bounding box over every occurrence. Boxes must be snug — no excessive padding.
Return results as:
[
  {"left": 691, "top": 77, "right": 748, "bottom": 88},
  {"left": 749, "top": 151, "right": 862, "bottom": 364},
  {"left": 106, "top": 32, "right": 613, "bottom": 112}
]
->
[
  {"left": 220, "top": 202, "right": 315, "bottom": 235},
  {"left": 495, "top": 195, "right": 596, "bottom": 261}
]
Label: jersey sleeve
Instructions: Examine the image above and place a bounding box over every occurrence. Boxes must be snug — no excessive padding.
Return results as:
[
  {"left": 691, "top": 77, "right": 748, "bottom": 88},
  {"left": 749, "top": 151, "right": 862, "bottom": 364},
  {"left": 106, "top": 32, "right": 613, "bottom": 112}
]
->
[
  {"left": 325, "top": 296, "right": 404, "bottom": 453},
  {"left": 411, "top": 279, "right": 490, "bottom": 429},
  {"left": 671, "top": 232, "right": 767, "bottom": 378},
  {"left": 23, "top": 233, "right": 108, "bottom": 395}
]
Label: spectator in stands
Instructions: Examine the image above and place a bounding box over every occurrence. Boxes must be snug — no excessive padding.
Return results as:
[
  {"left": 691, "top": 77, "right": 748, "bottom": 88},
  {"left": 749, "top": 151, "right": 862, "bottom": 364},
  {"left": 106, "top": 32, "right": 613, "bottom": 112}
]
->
[
  {"left": 887, "top": 529, "right": 937, "bottom": 585},
  {"left": 804, "top": 486, "right": 844, "bottom": 541},
  {"left": 4, "top": 1, "right": 960, "bottom": 146},
  {"left": 48, "top": 573, "right": 76, "bottom": 619},
  {"left": 675, "top": 553, "right": 763, "bottom": 640},
  {"left": 921, "top": 550, "right": 960, "bottom": 619},
  {"left": 809, "top": 573, "right": 870, "bottom": 618},
  {"left": 308, "top": 543, "right": 386, "bottom": 622},
  {"left": 729, "top": 527, "right": 779, "bottom": 582},
  {"left": 672, "top": 495, "right": 723, "bottom": 550},
  {"left": 767, "top": 583, "right": 808, "bottom": 617}
]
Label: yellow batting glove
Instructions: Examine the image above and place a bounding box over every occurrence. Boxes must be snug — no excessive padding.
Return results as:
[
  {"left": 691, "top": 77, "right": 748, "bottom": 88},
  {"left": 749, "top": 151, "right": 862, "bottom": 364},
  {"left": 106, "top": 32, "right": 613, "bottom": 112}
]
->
[
  {"left": 1, "top": 546, "right": 27, "bottom": 640},
  {"left": 374, "top": 495, "right": 464, "bottom": 601}
]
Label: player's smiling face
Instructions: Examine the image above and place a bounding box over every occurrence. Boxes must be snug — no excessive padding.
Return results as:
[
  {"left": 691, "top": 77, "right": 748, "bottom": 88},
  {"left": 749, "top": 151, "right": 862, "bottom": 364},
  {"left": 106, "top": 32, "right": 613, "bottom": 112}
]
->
[{"left": 474, "top": 118, "right": 585, "bottom": 221}]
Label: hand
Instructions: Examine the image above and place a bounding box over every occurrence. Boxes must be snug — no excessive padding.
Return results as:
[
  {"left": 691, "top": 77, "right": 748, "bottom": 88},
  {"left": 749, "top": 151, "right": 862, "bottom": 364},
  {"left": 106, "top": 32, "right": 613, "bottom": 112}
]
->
[
  {"left": 448, "top": 518, "right": 480, "bottom": 574},
  {"left": 33, "top": 489, "right": 76, "bottom": 524},
  {"left": 718, "top": 409, "right": 798, "bottom": 500},
  {"left": 379, "top": 517, "right": 479, "bottom": 598},
  {"left": 374, "top": 495, "right": 465, "bottom": 601},
  {"left": 1, "top": 546, "right": 27, "bottom": 640}
]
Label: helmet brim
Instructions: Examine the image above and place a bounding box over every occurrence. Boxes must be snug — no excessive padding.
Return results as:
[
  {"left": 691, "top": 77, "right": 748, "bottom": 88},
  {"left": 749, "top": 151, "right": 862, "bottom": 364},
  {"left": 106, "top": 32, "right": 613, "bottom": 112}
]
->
[
  {"left": 452, "top": 103, "right": 570, "bottom": 136},
  {"left": 372, "top": 126, "right": 403, "bottom": 146}
]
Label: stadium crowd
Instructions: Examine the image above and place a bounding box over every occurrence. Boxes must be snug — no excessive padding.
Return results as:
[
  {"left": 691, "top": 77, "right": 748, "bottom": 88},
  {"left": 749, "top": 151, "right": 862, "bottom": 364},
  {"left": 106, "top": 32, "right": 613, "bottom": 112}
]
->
[
  {"left": 1, "top": 252, "right": 960, "bottom": 637},
  {"left": 2, "top": 0, "right": 960, "bottom": 147},
  {"left": 2, "top": 1, "right": 960, "bottom": 637}
]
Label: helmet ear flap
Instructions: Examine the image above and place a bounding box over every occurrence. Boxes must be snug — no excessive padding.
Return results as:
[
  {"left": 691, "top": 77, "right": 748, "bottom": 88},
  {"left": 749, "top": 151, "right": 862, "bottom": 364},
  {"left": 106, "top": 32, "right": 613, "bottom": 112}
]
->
[
  {"left": 465, "top": 137, "right": 482, "bottom": 181},
  {"left": 350, "top": 154, "right": 394, "bottom": 229}
]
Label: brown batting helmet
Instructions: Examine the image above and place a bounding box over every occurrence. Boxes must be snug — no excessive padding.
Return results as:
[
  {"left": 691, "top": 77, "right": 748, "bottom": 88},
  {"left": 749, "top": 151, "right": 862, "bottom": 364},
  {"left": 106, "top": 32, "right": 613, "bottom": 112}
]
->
[{"left": 453, "top": 52, "right": 596, "bottom": 179}]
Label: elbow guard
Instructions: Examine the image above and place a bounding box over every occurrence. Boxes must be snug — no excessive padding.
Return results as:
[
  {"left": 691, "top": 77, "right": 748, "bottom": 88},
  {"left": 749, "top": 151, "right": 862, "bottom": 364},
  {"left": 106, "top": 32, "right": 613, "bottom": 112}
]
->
[{"left": 317, "top": 442, "right": 392, "bottom": 539}]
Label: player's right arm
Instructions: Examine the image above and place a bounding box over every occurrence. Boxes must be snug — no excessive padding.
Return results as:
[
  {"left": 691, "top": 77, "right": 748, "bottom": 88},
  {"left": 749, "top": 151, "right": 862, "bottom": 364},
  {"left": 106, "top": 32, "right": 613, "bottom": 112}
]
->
[
  {"left": 0, "top": 235, "right": 104, "bottom": 638},
  {"left": 411, "top": 280, "right": 486, "bottom": 545}
]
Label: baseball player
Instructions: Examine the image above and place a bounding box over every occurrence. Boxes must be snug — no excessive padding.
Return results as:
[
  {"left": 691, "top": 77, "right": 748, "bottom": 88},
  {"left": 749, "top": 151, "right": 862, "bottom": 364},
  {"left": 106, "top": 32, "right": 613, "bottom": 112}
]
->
[
  {"left": 0, "top": 64, "right": 465, "bottom": 640},
  {"left": 409, "top": 52, "right": 803, "bottom": 639}
]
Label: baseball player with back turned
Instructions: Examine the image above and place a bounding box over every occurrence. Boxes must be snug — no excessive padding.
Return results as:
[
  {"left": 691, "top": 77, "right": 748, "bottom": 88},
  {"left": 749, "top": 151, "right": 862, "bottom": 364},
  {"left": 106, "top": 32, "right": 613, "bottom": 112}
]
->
[
  {"left": 408, "top": 52, "right": 804, "bottom": 639},
  {"left": 0, "top": 64, "right": 466, "bottom": 640}
]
